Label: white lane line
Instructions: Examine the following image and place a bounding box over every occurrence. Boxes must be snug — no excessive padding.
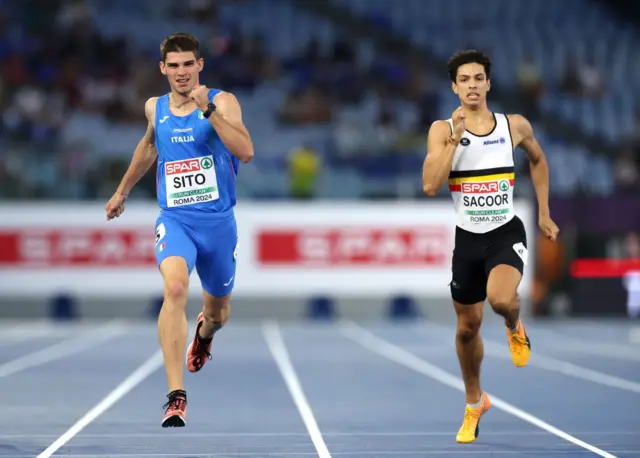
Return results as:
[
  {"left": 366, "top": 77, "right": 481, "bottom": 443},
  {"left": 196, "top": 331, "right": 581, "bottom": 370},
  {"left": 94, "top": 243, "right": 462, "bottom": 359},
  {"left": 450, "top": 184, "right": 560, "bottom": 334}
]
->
[
  {"left": 422, "top": 321, "right": 640, "bottom": 395},
  {"left": 3, "top": 430, "right": 637, "bottom": 439},
  {"left": 339, "top": 320, "right": 618, "bottom": 458},
  {"left": 22, "top": 451, "right": 640, "bottom": 457},
  {"left": 629, "top": 327, "right": 640, "bottom": 345},
  {"left": 36, "top": 349, "right": 164, "bottom": 458},
  {"left": 0, "top": 321, "right": 127, "bottom": 378},
  {"left": 262, "top": 320, "right": 332, "bottom": 458},
  {"left": 529, "top": 328, "right": 640, "bottom": 362}
]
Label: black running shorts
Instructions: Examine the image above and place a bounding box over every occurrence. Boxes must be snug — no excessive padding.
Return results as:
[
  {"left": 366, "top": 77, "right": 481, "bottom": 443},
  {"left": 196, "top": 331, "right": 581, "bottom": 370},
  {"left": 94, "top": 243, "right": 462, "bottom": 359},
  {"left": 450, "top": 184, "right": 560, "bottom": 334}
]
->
[{"left": 450, "top": 215, "right": 528, "bottom": 305}]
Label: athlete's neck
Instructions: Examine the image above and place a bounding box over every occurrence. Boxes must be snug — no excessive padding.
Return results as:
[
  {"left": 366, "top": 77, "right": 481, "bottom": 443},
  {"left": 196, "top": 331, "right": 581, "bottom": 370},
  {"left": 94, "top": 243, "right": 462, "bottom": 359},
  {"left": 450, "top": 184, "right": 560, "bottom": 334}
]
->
[
  {"left": 170, "top": 91, "right": 195, "bottom": 110},
  {"left": 461, "top": 103, "right": 491, "bottom": 122}
]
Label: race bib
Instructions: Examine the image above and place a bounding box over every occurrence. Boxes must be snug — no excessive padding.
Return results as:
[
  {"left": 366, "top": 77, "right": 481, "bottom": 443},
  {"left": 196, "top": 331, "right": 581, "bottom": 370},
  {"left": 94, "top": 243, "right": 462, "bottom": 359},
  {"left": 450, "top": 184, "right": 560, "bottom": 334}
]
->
[
  {"left": 165, "top": 156, "right": 219, "bottom": 207},
  {"left": 461, "top": 178, "right": 512, "bottom": 225}
]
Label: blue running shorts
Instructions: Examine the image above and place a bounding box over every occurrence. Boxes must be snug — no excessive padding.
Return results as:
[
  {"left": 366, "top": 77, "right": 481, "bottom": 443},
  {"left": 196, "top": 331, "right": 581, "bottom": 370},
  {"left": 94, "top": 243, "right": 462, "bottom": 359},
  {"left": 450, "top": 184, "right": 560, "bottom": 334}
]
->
[{"left": 154, "top": 211, "right": 238, "bottom": 297}]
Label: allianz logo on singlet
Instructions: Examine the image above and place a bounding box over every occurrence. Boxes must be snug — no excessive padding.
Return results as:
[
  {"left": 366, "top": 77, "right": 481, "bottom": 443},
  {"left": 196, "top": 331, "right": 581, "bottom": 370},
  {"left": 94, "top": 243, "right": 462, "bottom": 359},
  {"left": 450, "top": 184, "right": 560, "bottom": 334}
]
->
[{"left": 483, "top": 137, "right": 506, "bottom": 146}]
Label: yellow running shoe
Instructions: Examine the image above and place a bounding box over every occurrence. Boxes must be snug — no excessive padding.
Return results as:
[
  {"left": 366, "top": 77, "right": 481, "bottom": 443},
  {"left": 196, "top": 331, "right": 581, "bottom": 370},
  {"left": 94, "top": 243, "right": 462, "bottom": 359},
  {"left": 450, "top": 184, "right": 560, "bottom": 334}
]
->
[
  {"left": 506, "top": 319, "right": 531, "bottom": 367},
  {"left": 456, "top": 394, "right": 491, "bottom": 443}
]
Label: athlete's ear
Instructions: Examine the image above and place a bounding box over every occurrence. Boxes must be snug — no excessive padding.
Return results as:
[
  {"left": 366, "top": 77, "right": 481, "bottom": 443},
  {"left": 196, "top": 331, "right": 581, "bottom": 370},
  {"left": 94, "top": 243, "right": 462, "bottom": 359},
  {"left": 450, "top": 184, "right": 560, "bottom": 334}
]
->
[
  {"left": 197, "top": 57, "right": 204, "bottom": 72},
  {"left": 486, "top": 79, "right": 491, "bottom": 92},
  {"left": 159, "top": 61, "right": 167, "bottom": 76},
  {"left": 451, "top": 81, "right": 458, "bottom": 95}
]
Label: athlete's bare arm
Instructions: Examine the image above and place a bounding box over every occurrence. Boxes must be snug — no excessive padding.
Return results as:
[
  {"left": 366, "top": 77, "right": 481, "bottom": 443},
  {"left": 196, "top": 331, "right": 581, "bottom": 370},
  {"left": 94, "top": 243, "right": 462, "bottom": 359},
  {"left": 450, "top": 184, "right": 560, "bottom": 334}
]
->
[
  {"left": 508, "top": 113, "right": 559, "bottom": 241},
  {"left": 210, "top": 91, "right": 254, "bottom": 163},
  {"left": 106, "top": 98, "right": 159, "bottom": 220},
  {"left": 116, "top": 97, "right": 160, "bottom": 196},
  {"left": 189, "top": 86, "right": 254, "bottom": 163},
  {"left": 422, "top": 111, "right": 464, "bottom": 196}
]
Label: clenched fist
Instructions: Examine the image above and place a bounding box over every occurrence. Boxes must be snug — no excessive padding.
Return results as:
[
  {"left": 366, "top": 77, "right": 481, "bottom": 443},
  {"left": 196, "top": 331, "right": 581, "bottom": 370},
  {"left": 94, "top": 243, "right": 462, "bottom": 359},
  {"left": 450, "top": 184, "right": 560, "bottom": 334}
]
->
[
  {"left": 539, "top": 214, "right": 559, "bottom": 242},
  {"left": 105, "top": 192, "right": 127, "bottom": 221},
  {"left": 451, "top": 107, "right": 466, "bottom": 141},
  {"left": 189, "top": 84, "right": 210, "bottom": 112}
]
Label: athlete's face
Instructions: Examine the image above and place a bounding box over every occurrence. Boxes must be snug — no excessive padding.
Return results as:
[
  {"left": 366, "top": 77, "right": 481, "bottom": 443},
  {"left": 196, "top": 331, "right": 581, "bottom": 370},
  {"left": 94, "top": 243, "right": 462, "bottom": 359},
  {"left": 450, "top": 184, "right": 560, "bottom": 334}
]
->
[
  {"left": 452, "top": 63, "right": 490, "bottom": 107},
  {"left": 160, "top": 51, "right": 204, "bottom": 95}
]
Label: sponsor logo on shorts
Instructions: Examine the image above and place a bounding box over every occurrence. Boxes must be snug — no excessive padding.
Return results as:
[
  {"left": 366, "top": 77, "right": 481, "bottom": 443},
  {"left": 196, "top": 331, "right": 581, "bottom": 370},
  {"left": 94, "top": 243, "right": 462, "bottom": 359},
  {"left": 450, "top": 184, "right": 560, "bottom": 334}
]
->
[
  {"left": 155, "top": 223, "right": 166, "bottom": 245},
  {"left": 512, "top": 242, "right": 528, "bottom": 265}
]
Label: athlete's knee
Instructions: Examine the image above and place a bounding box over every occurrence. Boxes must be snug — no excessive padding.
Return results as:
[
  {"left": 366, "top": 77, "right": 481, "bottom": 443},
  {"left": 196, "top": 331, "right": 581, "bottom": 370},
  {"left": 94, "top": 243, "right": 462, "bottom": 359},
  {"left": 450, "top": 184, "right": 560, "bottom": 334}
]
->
[
  {"left": 456, "top": 318, "right": 482, "bottom": 344},
  {"left": 486, "top": 287, "right": 518, "bottom": 315},
  {"left": 454, "top": 302, "right": 483, "bottom": 344},
  {"left": 486, "top": 264, "right": 522, "bottom": 314},
  {"left": 160, "top": 256, "right": 190, "bottom": 306},
  {"left": 164, "top": 278, "right": 189, "bottom": 305}
]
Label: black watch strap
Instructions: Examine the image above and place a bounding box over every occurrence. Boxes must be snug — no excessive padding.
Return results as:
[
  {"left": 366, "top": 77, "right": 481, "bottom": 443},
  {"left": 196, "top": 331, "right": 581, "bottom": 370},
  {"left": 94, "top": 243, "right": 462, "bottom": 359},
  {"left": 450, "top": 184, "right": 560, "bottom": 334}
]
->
[{"left": 203, "top": 102, "right": 216, "bottom": 118}]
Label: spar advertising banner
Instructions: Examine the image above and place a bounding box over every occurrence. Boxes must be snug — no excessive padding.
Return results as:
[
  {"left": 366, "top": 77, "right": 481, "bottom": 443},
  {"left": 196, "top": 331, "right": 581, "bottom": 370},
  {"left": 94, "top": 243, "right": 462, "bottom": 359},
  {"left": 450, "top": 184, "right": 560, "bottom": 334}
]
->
[{"left": 0, "top": 201, "right": 534, "bottom": 298}]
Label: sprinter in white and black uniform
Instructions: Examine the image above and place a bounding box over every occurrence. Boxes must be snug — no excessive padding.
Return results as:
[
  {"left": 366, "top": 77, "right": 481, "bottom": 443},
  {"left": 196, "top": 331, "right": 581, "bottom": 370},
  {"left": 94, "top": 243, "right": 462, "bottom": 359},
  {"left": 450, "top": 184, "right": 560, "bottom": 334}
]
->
[{"left": 422, "top": 50, "right": 559, "bottom": 444}]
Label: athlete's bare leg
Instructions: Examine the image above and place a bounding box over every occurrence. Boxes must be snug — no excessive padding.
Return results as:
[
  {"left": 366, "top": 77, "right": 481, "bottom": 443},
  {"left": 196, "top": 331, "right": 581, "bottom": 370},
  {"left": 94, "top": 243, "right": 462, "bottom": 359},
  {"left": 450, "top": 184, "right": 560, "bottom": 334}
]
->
[
  {"left": 486, "top": 265, "right": 522, "bottom": 330},
  {"left": 487, "top": 264, "right": 531, "bottom": 368},
  {"left": 199, "top": 291, "right": 231, "bottom": 339},
  {"left": 185, "top": 291, "right": 231, "bottom": 373},
  {"left": 453, "top": 300, "right": 484, "bottom": 404},
  {"left": 158, "top": 256, "right": 190, "bottom": 392}
]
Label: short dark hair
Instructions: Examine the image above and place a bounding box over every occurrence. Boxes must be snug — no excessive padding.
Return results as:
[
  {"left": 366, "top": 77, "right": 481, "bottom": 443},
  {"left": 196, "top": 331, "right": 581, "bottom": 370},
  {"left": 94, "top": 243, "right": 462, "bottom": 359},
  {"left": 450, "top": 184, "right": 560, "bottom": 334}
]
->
[
  {"left": 447, "top": 50, "right": 492, "bottom": 82},
  {"left": 160, "top": 33, "right": 200, "bottom": 62}
]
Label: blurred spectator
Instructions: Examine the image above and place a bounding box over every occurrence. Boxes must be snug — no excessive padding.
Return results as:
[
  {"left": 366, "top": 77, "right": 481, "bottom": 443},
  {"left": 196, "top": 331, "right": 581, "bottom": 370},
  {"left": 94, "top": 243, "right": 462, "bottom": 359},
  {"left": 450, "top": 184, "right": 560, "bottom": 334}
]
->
[
  {"left": 613, "top": 145, "right": 639, "bottom": 193},
  {"left": 373, "top": 102, "right": 399, "bottom": 153},
  {"left": 333, "top": 119, "right": 368, "bottom": 159},
  {"left": 561, "top": 54, "right": 604, "bottom": 98},
  {"left": 1, "top": 0, "right": 637, "bottom": 203},
  {"left": 623, "top": 232, "right": 640, "bottom": 259},
  {"left": 288, "top": 144, "right": 320, "bottom": 200},
  {"left": 516, "top": 54, "right": 544, "bottom": 120},
  {"left": 278, "top": 85, "right": 333, "bottom": 125}
]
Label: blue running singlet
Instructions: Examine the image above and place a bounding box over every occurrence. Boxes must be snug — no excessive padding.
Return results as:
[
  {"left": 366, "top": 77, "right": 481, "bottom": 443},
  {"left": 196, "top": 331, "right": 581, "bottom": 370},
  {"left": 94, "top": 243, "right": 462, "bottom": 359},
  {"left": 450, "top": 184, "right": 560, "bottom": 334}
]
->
[{"left": 153, "top": 89, "right": 239, "bottom": 297}]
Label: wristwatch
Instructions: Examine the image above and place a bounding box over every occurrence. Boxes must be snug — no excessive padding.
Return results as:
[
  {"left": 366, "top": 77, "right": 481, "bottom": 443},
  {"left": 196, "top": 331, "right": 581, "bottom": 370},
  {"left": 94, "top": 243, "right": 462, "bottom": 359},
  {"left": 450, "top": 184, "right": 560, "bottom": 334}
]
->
[{"left": 202, "top": 102, "right": 216, "bottom": 118}]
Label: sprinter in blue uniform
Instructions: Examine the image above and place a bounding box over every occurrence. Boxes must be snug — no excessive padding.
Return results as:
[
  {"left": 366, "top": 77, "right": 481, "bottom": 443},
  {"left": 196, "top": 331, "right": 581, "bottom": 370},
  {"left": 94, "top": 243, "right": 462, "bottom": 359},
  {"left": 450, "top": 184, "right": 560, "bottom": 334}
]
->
[{"left": 105, "top": 33, "right": 254, "bottom": 428}]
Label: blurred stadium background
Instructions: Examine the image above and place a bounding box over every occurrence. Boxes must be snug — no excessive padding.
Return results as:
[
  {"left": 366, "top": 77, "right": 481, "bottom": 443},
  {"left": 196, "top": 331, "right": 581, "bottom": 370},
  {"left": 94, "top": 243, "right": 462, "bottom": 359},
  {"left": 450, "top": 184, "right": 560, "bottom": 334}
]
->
[{"left": 0, "top": 0, "right": 638, "bottom": 322}]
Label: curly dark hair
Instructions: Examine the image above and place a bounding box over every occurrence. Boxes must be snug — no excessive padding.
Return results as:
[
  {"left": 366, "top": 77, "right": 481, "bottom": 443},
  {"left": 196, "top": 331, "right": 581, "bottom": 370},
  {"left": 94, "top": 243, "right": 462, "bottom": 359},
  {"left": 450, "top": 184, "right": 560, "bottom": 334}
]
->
[{"left": 447, "top": 50, "right": 492, "bottom": 82}]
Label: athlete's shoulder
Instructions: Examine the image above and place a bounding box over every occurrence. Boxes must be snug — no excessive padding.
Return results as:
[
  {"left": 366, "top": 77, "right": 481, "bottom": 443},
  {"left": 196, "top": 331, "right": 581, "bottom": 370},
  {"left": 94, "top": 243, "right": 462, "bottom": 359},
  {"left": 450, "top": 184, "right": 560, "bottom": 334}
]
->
[
  {"left": 505, "top": 113, "right": 528, "bottom": 125},
  {"left": 211, "top": 89, "right": 240, "bottom": 105},
  {"left": 144, "top": 96, "right": 163, "bottom": 122},
  {"left": 428, "top": 119, "right": 453, "bottom": 136},
  {"left": 505, "top": 113, "right": 532, "bottom": 134}
]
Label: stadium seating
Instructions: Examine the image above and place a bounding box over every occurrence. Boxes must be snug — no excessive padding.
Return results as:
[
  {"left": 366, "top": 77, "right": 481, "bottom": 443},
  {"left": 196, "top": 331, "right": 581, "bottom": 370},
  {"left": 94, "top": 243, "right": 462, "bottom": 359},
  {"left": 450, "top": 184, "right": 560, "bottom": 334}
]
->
[
  {"left": 0, "top": 0, "right": 627, "bottom": 200},
  {"left": 334, "top": 0, "right": 639, "bottom": 144}
]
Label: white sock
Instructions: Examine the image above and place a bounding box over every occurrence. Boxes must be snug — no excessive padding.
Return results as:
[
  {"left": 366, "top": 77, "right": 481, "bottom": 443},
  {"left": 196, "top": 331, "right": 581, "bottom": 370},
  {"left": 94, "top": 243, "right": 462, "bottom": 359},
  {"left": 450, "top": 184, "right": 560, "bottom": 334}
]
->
[
  {"left": 467, "top": 394, "right": 483, "bottom": 409},
  {"left": 510, "top": 320, "right": 520, "bottom": 333}
]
